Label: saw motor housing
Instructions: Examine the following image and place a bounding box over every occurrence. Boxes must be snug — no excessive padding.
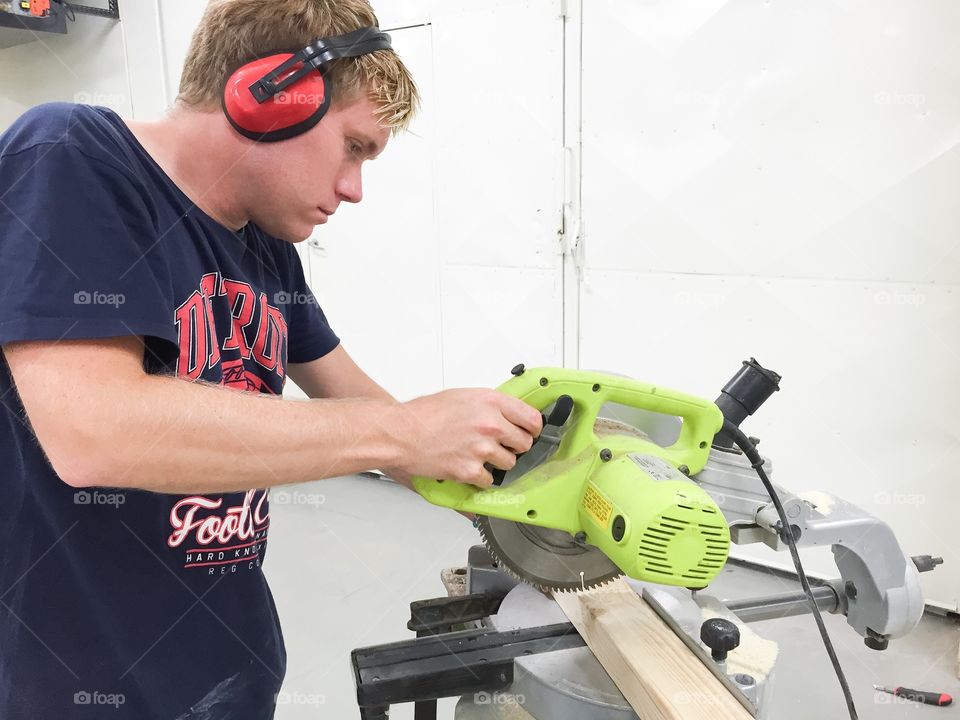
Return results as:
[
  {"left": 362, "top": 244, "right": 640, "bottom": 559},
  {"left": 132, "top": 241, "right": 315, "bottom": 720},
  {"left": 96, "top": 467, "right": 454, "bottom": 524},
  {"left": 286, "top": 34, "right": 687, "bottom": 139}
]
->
[{"left": 583, "top": 453, "right": 730, "bottom": 588}]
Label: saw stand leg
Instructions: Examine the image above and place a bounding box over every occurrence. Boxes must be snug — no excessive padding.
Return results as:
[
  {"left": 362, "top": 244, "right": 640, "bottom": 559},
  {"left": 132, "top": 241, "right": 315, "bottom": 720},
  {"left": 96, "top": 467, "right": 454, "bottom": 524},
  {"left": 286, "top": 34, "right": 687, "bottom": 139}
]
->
[{"left": 413, "top": 626, "right": 439, "bottom": 720}]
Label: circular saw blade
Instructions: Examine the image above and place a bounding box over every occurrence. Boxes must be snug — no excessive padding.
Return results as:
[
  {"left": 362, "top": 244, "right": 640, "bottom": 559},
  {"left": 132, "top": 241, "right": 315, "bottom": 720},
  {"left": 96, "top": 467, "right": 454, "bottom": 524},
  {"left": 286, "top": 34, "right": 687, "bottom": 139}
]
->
[
  {"left": 475, "top": 413, "right": 646, "bottom": 592},
  {"left": 477, "top": 515, "right": 622, "bottom": 592}
]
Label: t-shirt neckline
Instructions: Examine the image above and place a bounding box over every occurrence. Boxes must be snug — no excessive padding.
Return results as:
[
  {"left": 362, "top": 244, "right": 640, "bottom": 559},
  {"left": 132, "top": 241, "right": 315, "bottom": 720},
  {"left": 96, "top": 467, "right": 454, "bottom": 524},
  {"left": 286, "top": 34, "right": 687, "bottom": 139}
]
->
[{"left": 94, "top": 105, "right": 250, "bottom": 238}]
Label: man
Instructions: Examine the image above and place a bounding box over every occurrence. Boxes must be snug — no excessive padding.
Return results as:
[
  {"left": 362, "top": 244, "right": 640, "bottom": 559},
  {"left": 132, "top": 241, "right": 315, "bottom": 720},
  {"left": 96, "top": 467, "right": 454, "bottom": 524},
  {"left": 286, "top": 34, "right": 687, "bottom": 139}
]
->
[{"left": 0, "top": 1, "right": 541, "bottom": 718}]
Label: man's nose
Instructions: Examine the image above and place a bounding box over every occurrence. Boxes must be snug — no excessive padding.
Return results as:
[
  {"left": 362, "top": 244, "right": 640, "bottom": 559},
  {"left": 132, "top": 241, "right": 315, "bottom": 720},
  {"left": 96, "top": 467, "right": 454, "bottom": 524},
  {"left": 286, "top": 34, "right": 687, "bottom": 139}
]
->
[{"left": 336, "top": 167, "right": 363, "bottom": 204}]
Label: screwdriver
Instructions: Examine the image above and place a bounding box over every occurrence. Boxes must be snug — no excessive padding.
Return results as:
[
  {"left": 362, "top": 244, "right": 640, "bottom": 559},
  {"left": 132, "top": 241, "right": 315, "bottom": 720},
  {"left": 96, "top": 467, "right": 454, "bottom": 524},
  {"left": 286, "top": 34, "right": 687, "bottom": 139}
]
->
[{"left": 873, "top": 685, "right": 953, "bottom": 706}]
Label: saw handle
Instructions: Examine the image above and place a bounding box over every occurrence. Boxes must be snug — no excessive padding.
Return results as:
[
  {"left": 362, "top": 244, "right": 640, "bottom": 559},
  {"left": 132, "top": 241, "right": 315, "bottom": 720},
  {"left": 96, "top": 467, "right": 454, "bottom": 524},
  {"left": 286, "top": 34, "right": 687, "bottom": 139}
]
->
[
  {"left": 488, "top": 395, "right": 573, "bottom": 485},
  {"left": 495, "top": 368, "right": 724, "bottom": 475},
  {"left": 412, "top": 368, "right": 723, "bottom": 514}
]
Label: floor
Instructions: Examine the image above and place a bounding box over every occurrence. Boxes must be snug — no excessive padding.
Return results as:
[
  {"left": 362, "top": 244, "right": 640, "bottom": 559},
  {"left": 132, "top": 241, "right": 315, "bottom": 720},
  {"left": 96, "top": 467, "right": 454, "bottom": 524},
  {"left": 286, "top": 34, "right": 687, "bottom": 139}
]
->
[{"left": 264, "top": 475, "right": 959, "bottom": 720}]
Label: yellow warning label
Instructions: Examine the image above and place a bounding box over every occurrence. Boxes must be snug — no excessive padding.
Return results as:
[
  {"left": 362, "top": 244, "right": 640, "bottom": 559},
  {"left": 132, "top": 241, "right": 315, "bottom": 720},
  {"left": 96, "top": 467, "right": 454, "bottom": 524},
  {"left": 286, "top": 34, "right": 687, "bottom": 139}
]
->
[{"left": 582, "top": 483, "right": 613, "bottom": 528}]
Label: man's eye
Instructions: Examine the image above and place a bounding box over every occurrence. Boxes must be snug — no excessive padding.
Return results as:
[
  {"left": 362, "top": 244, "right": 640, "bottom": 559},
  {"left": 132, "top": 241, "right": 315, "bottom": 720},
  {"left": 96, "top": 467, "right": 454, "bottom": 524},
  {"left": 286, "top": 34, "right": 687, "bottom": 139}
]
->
[{"left": 348, "top": 142, "right": 363, "bottom": 157}]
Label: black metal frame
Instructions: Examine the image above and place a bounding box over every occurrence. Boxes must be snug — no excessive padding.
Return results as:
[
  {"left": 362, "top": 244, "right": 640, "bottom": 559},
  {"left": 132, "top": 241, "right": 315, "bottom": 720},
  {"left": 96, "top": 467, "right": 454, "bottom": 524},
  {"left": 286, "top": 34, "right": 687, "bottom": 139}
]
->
[
  {"left": 0, "top": 0, "right": 118, "bottom": 35},
  {"left": 61, "top": 0, "right": 120, "bottom": 20},
  {"left": 352, "top": 593, "right": 584, "bottom": 720}
]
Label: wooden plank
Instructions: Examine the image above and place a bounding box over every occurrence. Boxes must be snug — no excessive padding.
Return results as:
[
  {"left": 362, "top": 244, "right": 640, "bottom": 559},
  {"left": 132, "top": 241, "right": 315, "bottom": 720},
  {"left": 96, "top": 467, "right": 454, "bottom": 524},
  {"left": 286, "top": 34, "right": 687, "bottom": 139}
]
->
[{"left": 553, "top": 578, "right": 757, "bottom": 720}]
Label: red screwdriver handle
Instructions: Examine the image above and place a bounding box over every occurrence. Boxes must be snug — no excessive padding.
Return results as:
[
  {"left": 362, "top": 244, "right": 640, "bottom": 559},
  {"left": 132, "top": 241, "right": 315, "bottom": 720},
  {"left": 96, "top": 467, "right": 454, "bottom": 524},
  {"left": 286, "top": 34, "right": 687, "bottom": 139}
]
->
[{"left": 895, "top": 687, "right": 953, "bottom": 706}]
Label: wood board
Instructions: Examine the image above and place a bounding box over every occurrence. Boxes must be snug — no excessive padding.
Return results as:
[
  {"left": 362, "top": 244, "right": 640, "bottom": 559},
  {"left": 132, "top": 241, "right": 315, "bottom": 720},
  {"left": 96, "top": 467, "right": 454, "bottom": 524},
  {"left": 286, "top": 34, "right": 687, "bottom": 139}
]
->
[{"left": 553, "top": 578, "right": 756, "bottom": 720}]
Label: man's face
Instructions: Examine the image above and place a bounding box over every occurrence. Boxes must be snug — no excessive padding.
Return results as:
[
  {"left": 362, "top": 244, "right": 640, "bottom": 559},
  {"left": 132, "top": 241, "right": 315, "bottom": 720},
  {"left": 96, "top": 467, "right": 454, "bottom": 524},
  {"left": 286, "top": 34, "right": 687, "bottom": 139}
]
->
[{"left": 244, "top": 95, "right": 390, "bottom": 242}]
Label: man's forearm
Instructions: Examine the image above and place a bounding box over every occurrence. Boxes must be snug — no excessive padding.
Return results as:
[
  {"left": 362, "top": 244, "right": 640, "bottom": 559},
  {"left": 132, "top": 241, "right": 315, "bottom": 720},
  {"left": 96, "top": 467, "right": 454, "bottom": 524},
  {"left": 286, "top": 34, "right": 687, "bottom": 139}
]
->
[
  {"left": 287, "top": 355, "right": 414, "bottom": 488},
  {"left": 47, "top": 374, "right": 409, "bottom": 494},
  {"left": 7, "top": 336, "right": 541, "bottom": 494}
]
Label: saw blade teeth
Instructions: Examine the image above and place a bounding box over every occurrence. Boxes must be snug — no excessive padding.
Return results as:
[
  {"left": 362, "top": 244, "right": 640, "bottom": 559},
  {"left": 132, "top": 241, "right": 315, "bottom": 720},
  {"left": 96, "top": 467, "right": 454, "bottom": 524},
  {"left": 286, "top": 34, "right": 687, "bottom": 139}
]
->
[
  {"left": 547, "top": 574, "right": 625, "bottom": 595},
  {"left": 477, "top": 529, "right": 547, "bottom": 590},
  {"left": 477, "top": 518, "right": 623, "bottom": 593}
]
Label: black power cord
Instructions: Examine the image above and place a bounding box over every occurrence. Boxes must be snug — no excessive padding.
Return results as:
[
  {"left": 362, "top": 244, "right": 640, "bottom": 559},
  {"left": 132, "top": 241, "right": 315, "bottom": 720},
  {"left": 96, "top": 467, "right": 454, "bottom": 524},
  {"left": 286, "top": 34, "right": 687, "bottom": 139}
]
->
[{"left": 723, "top": 419, "right": 859, "bottom": 720}]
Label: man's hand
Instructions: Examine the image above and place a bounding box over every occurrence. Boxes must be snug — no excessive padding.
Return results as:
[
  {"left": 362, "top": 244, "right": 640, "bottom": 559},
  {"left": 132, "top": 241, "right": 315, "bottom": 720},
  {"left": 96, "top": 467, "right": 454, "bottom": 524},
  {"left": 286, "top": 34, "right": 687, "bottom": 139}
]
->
[
  {"left": 388, "top": 388, "right": 543, "bottom": 488},
  {"left": 290, "top": 346, "right": 543, "bottom": 490}
]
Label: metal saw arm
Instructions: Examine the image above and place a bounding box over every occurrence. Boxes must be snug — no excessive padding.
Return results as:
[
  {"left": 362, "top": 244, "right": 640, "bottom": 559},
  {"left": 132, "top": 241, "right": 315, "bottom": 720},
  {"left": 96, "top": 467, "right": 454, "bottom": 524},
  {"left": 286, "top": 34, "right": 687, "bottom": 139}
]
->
[{"left": 694, "top": 445, "right": 925, "bottom": 647}]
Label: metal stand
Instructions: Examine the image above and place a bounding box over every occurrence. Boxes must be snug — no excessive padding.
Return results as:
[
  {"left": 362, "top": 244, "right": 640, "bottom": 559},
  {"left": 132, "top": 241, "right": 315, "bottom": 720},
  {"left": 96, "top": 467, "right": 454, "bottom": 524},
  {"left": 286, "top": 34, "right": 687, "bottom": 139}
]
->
[{"left": 352, "top": 592, "right": 584, "bottom": 720}]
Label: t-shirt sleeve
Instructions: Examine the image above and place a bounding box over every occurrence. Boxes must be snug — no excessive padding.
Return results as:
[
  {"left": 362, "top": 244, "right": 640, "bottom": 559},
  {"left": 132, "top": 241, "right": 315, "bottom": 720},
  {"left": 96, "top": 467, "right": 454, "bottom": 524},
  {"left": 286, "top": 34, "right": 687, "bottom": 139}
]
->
[
  {"left": 284, "top": 247, "right": 340, "bottom": 364},
  {"left": 0, "top": 142, "right": 176, "bottom": 347}
]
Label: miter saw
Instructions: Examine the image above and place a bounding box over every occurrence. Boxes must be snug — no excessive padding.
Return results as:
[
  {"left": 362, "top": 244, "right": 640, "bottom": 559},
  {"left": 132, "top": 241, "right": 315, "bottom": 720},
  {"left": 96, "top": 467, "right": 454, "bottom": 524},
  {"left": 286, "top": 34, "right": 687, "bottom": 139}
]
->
[{"left": 352, "top": 360, "right": 937, "bottom": 720}]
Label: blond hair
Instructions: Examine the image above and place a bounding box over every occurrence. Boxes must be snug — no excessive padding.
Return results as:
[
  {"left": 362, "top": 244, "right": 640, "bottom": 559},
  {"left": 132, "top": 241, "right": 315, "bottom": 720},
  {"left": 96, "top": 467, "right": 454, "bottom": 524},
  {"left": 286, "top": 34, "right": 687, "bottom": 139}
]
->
[{"left": 177, "top": 0, "right": 418, "bottom": 135}]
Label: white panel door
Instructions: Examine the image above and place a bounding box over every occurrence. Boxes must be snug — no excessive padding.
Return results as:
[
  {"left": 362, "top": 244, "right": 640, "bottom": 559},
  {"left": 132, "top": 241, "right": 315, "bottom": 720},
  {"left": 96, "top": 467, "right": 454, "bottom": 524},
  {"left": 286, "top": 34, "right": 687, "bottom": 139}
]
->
[
  {"left": 302, "top": 24, "right": 440, "bottom": 402},
  {"left": 577, "top": 0, "right": 960, "bottom": 609},
  {"left": 432, "top": 1, "right": 566, "bottom": 389},
  {"left": 305, "top": 1, "right": 566, "bottom": 398}
]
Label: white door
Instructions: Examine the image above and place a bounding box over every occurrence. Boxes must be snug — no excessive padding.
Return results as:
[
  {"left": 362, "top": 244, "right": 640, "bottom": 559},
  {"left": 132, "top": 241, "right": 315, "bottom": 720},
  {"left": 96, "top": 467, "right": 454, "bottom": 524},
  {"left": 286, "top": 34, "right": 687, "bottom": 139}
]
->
[
  {"left": 303, "top": 1, "right": 567, "bottom": 400},
  {"left": 575, "top": 0, "right": 960, "bottom": 609}
]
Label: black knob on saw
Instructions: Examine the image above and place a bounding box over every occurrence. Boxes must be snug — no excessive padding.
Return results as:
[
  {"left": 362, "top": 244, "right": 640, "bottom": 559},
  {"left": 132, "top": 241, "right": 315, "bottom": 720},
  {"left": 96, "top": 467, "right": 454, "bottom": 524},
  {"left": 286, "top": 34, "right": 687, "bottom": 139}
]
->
[
  {"left": 700, "top": 618, "right": 740, "bottom": 662},
  {"left": 489, "top": 394, "right": 574, "bottom": 486}
]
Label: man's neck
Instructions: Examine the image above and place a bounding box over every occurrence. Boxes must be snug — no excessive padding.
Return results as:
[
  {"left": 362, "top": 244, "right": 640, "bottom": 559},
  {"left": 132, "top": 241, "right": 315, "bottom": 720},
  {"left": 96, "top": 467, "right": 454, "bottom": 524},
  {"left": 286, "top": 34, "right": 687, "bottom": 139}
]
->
[{"left": 125, "top": 105, "right": 251, "bottom": 231}]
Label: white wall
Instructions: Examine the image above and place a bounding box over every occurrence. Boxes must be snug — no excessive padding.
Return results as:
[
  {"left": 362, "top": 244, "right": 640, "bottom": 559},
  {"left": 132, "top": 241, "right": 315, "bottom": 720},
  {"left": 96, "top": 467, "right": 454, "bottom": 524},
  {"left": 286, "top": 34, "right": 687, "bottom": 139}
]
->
[
  {"left": 576, "top": 0, "right": 960, "bottom": 610},
  {"left": 303, "top": 1, "right": 566, "bottom": 400},
  {"left": 0, "top": 12, "right": 130, "bottom": 125}
]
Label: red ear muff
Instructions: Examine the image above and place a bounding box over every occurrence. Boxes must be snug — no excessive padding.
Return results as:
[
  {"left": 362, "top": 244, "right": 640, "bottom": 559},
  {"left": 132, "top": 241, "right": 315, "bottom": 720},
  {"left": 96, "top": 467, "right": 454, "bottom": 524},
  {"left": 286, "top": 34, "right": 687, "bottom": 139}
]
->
[
  {"left": 222, "top": 53, "right": 331, "bottom": 143},
  {"left": 221, "top": 27, "right": 392, "bottom": 143}
]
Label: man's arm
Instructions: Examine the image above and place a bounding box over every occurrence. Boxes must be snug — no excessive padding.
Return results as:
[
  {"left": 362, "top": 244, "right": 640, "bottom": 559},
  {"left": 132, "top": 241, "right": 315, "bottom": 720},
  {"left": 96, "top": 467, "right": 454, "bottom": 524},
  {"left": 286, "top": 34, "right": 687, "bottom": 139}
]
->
[
  {"left": 4, "top": 337, "right": 541, "bottom": 494},
  {"left": 287, "top": 345, "right": 414, "bottom": 488}
]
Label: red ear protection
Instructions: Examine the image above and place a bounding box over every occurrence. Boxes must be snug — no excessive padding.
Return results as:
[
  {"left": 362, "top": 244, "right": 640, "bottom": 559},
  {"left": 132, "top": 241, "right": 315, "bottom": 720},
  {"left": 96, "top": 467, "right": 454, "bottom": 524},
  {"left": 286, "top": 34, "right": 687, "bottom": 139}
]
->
[
  {"left": 223, "top": 54, "right": 331, "bottom": 142},
  {"left": 221, "top": 27, "right": 392, "bottom": 143}
]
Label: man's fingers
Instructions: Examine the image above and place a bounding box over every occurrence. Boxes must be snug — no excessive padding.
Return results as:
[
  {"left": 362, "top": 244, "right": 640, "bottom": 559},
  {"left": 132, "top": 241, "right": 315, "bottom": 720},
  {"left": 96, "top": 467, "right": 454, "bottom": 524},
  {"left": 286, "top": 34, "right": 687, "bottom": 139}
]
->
[
  {"left": 497, "top": 394, "right": 543, "bottom": 438},
  {"left": 486, "top": 445, "right": 518, "bottom": 474},
  {"left": 465, "top": 465, "right": 495, "bottom": 488},
  {"left": 499, "top": 423, "right": 534, "bottom": 455}
]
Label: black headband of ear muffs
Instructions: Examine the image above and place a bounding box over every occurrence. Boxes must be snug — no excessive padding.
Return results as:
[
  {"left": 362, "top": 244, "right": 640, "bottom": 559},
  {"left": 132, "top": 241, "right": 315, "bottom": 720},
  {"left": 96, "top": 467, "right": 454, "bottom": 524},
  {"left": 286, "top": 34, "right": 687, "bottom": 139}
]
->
[{"left": 248, "top": 27, "right": 393, "bottom": 104}]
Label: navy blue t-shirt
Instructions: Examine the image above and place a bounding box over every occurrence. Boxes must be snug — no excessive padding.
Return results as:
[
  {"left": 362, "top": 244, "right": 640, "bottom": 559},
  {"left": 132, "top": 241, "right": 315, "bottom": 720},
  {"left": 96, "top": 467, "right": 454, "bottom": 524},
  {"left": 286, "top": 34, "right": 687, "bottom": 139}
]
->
[{"left": 0, "top": 103, "right": 340, "bottom": 719}]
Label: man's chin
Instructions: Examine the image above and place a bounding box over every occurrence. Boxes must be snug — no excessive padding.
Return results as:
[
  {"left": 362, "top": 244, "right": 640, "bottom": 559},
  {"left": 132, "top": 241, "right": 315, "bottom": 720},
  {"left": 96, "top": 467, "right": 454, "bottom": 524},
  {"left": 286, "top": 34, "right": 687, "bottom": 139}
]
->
[{"left": 263, "top": 223, "right": 313, "bottom": 243}]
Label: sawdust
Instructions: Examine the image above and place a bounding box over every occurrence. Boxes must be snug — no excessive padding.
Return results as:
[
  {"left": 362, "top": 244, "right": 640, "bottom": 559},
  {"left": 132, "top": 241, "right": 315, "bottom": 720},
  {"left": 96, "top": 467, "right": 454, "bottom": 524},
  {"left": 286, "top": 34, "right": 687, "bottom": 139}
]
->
[
  {"left": 441, "top": 567, "right": 468, "bottom": 597},
  {"left": 593, "top": 418, "right": 652, "bottom": 441},
  {"left": 700, "top": 607, "right": 779, "bottom": 682},
  {"left": 798, "top": 490, "right": 836, "bottom": 517}
]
